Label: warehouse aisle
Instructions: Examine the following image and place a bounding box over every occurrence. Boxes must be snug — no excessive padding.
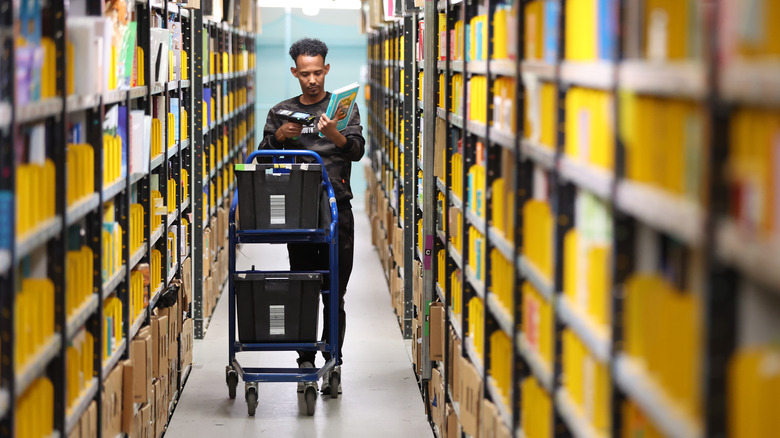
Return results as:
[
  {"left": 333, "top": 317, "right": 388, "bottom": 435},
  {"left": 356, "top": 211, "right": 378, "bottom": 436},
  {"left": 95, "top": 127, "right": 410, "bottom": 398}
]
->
[{"left": 165, "top": 207, "right": 432, "bottom": 438}]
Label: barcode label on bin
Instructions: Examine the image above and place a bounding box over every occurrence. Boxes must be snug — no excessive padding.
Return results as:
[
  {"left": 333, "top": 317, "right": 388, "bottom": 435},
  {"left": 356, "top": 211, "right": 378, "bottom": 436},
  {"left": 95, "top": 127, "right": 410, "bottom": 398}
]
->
[
  {"left": 270, "top": 195, "right": 285, "bottom": 225},
  {"left": 269, "top": 305, "right": 285, "bottom": 335}
]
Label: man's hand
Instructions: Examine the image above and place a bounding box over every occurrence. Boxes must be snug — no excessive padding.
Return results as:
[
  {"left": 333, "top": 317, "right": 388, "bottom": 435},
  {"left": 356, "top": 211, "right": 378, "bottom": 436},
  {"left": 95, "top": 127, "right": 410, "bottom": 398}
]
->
[
  {"left": 275, "top": 121, "right": 303, "bottom": 141},
  {"left": 317, "top": 113, "right": 347, "bottom": 147}
]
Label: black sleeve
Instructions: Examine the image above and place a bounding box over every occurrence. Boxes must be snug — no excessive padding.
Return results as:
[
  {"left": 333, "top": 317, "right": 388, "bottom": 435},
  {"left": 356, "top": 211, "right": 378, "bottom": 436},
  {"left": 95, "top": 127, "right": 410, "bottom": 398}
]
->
[
  {"left": 339, "top": 103, "right": 365, "bottom": 162},
  {"left": 258, "top": 106, "right": 284, "bottom": 150}
]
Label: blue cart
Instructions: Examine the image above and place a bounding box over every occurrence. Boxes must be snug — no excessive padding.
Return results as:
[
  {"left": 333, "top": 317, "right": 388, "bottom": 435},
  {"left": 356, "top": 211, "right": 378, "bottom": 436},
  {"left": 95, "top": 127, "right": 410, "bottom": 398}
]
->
[{"left": 226, "top": 150, "right": 340, "bottom": 416}]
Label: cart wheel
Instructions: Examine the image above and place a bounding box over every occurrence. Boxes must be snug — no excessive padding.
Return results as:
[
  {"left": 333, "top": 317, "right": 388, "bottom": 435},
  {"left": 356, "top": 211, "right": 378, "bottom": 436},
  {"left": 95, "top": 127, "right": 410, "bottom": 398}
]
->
[
  {"left": 226, "top": 370, "right": 238, "bottom": 399},
  {"left": 329, "top": 371, "right": 340, "bottom": 399},
  {"left": 304, "top": 386, "right": 317, "bottom": 416},
  {"left": 246, "top": 386, "right": 258, "bottom": 416}
]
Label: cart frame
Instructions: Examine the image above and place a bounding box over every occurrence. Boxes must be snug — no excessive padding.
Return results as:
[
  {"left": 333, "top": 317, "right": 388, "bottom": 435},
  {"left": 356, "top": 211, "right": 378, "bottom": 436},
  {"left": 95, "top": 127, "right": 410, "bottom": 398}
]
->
[{"left": 226, "top": 150, "right": 340, "bottom": 415}]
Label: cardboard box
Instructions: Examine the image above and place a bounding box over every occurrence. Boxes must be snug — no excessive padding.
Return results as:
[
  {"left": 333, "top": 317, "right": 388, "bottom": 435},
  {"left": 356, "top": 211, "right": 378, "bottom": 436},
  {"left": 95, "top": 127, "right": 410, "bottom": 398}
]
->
[
  {"left": 429, "top": 368, "right": 445, "bottom": 429},
  {"left": 394, "top": 225, "right": 404, "bottom": 268},
  {"left": 452, "top": 336, "right": 462, "bottom": 402},
  {"left": 480, "top": 398, "right": 499, "bottom": 438},
  {"left": 459, "top": 356, "right": 483, "bottom": 437},
  {"left": 180, "top": 318, "right": 194, "bottom": 370},
  {"left": 151, "top": 315, "right": 169, "bottom": 379},
  {"left": 446, "top": 403, "right": 461, "bottom": 438},
  {"left": 152, "top": 380, "right": 163, "bottom": 438},
  {"left": 122, "top": 360, "right": 136, "bottom": 434},
  {"left": 203, "top": 275, "right": 213, "bottom": 319},
  {"left": 429, "top": 302, "right": 445, "bottom": 361},
  {"left": 202, "top": 227, "right": 211, "bottom": 276},
  {"left": 412, "top": 317, "right": 421, "bottom": 375},
  {"left": 181, "top": 256, "right": 192, "bottom": 310},
  {"left": 496, "top": 420, "right": 512, "bottom": 438},
  {"left": 86, "top": 400, "right": 98, "bottom": 438},
  {"left": 102, "top": 364, "right": 124, "bottom": 438},
  {"left": 131, "top": 328, "right": 153, "bottom": 404},
  {"left": 413, "top": 260, "right": 423, "bottom": 311},
  {"left": 68, "top": 422, "right": 80, "bottom": 438}
]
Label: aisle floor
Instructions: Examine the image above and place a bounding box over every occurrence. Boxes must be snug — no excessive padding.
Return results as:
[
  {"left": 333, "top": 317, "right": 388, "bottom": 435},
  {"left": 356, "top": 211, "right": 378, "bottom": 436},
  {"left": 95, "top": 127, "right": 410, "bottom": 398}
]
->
[{"left": 165, "top": 207, "right": 433, "bottom": 438}]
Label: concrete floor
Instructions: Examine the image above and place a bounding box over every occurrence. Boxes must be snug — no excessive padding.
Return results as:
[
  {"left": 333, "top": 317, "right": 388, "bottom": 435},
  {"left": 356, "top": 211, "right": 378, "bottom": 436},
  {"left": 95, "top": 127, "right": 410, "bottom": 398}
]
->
[{"left": 165, "top": 208, "right": 433, "bottom": 438}]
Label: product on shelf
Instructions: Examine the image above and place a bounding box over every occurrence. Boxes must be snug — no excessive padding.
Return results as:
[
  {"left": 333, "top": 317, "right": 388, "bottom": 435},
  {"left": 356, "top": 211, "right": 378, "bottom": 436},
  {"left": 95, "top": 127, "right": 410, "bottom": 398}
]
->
[
  {"left": 522, "top": 199, "right": 553, "bottom": 281},
  {"left": 16, "top": 377, "right": 54, "bottom": 438},
  {"left": 130, "top": 269, "right": 145, "bottom": 326},
  {"left": 15, "top": 278, "right": 55, "bottom": 368},
  {"left": 66, "top": 330, "right": 95, "bottom": 414},
  {"left": 522, "top": 281, "right": 554, "bottom": 368},
  {"left": 524, "top": 0, "right": 560, "bottom": 63},
  {"left": 468, "top": 226, "right": 486, "bottom": 281},
  {"left": 728, "top": 344, "right": 780, "bottom": 438},
  {"left": 66, "top": 246, "right": 94, "bottom": 319},
  {"left": 564, "top": 87, "right": 615, "bottom": 171},
  {"left": 103, "top": 296, "right": 123, "bottom": 360},
  {"left": 562, "top": 328, "right": 611, "bottom": 434},
  {"left": 490, "top": 248, "right": 513, "bottom": 314},
  {"left": 16, "top": 151, "right": 56, "bottom": 237},
  {"left": 66, "top": 143, "right": 96, "bottom": 207},
  {"left": 564, "top": 0, "right": 617, "bottom": 61},
  {"left": 102, "top": 202, "right": 123, "bottom": 284},
  {"left": 467, "top": 75, "right": 488, "bottom": 124},
  {"left": 521, "top": 376, "right": 552, "bottom": 438},
  {"left": 523, "top": 79, "right": 557, "bottom": 149},
  {"left": 468, "top": 296, "right": 484, "bottom": 356}
]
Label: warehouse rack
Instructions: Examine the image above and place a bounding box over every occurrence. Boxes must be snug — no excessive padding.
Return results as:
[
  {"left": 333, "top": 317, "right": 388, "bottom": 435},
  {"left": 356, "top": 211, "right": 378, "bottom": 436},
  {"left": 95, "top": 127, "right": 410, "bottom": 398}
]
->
[
  {"left": 191, "top": 17, "right": 256, "bottom": 340},
  {"left": 366, "top": 0, "right": 780, "bottom": 437},
  {"left": 0, "top": 0, "right": 255, "bottom": 434}
]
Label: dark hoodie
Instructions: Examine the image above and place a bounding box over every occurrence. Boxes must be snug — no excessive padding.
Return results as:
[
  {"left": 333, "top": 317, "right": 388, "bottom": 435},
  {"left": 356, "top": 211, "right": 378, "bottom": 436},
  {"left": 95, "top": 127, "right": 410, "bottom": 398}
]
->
[{"left": 258, "top": 92, "right": 365, "bottom": 205}]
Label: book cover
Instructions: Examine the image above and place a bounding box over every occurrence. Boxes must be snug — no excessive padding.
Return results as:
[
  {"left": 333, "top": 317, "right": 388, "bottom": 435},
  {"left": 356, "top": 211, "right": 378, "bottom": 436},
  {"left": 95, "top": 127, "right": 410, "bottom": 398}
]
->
[{"left": 319, "top": 82, "right": 360, "bottom": 138}]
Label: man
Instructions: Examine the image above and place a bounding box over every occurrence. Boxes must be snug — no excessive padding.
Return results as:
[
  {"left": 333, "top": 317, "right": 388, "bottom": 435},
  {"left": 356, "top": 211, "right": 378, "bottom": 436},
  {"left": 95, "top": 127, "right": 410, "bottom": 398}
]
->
[{"left": 258, "top": 38, "right": 365, "bottom": 395}]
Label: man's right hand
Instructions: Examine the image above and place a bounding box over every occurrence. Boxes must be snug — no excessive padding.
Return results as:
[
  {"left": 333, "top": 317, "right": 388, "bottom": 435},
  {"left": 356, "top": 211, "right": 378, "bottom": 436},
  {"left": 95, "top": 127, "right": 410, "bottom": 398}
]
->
[{"left": 275, "top": 122, "right": 303, "bottom": 141}]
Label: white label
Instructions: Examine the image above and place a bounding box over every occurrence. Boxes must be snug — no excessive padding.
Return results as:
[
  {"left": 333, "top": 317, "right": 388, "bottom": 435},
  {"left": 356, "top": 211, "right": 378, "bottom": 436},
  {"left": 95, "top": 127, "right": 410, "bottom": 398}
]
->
[
  {"left": 269, "top": 305, "right": 285, "bottom": 335},
  {"left": 270, "top": 195, "right": 285, "bottom": 225}
]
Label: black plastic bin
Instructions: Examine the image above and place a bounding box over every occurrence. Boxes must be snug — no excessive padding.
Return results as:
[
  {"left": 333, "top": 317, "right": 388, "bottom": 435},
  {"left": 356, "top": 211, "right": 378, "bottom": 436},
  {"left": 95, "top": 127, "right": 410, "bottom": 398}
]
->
[
  {"left": 235, "top": 163, "right": 322, "bottom": 230},
  {"left": 234, "top": 273, "right": 321, "bottom": 343}
]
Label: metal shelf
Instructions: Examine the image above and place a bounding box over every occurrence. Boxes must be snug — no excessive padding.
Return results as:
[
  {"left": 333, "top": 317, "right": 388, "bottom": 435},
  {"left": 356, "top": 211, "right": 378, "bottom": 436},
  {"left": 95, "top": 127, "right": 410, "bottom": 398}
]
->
[
  {"left": 66, "top": 193, "right": 100, "bottom": 226},
  {"left": 0, "top": 250, "right": 9, "bottom": 276},
  {"left": 167, "top": 262, "right": 178, "bottom": 285},
  {"left": 520, "top": 139, "right": 556, "bottom": 170},
  {"left": 15, "top": 216, "right": 63, "bottom": 262},
  {"left": 182, "top": 197, "right": 191, "bottom": 211},
  {"left": 167, "top": 142, "right": 180, "bottom": 158},
  {"left": 436, "top": 107, "right": 447, "bottom": 121},
  {"left": 716, "top": 220, "right": 780, "bottom": 291},
  {"left": 490, "top": 60, "right": 517, "bottom": 78},
  {"left": 130, "top": 313, "right": 145, "bottom": 341},
  {"left": 521, "top": 61, "right": 558, "bottom": 81},
  {"left": 181, "top": 138, "right": 190, "bottom": 151},
  {"left": 15, "top": 334, "right": 62, "bottom": 397},
  {"left": 167, "top": 208, "right": 178, "bottom": 227},
  {"left": 436, "top": 178, "right": 447, "bottom": 194},
  {"left": 467, "top": 60, "right": 488, "bottom": 75},
  {"left": 130, "top": 172, "right": 147, "bottom": 185},
  {"left": 486, "top": 292, "right": 513, "bottom": 337},
  {"left": 436, "top": 283, "right": 445, "bottom": 303},
  {"left": 516, "top": 334, "right": 554, "bottom": 394},
  {"left": 556, "top": 387, "right": 607, "bottom": 438},
  {"left": 66, "top": 294, "right": 99, "bottom": 341},
  {"left": 467, "top": 120, "right": 488, "bottom": 138},
  {"left": 102, "top": 266, "right": 126, "bottom": 299},
  {"left": 720, "top": 59, "right": 780, "bottom": 106},
  {"left": 488, "top": 226, "right": 513, "bottom": 263},
  {"left": 150, "top": 153, "right": 164, "bottom": 171},
  {"left": 464, "top": 336, "right": 484, "bottom": 377},
  {"left": 614, "top": 354, "right": 703, "bottom": 438},
  {"left": 556, "top": 295, "right": 610, "bottom": 363},
  {"left": 102, "top": 340, "right": 127, "bottom": 381},
  {"left": 66, "top": 94, "right": 101, "bottom": 112},
  {"left": 129, "top": 86, "right": 148, "bottom": 99},
  {"left": 615, "top": 180, "right": 704, "bottom": 247},
  {"left": 465, "top": 265, "right": 485, "bottom": 299},
  {"left": 490, "top": 128, "right": 515, "bottom": 151},
  {"left": 560, "top": 61, "right": 616, "bottom": 90},
  {"left": 466, "top": 210, "right": 486, "bottom": 235},
  {"left": 104, "top": 89, "right": 126, "bottom": 105},
  {"left": 151, "top": 223, "right": 164, "bottom": 247},
  {"left": 65, "top": 379, "right": 99, "bottom": 435},
  {"left": 448, "top": 308, "right": 463, "bottom": 340},
  {"left": 448, "top": 243, "right": 463, "bottom": 270},
  {"left": 130, "top": 243, "right": 148, "bottom": 269},
  {"left": 451, "top": 60, "right": 464, "bottom": 73},
  {"left": 619, "top": 60, "right": 706, "bottom": 99},
  {"left": 151, "top": 83, "right": 165, "bottom": 95},
  {"left": 149, "top": 282, "right": 164, "bottom": 310},
  {"left": 450, "top": 113, "right": 464, "bottom": 128},
  {"left": 518, "top": 255, "right": 554, "bottom": 303},
  {"left": 102, "top": 178, "right": 126, "bottom": 201},
  {"left": 449, "top": 191, "right": 463, "bottom": 210},
  {"left": 486, "top": 376, "right": 513, "bottom": 432},
  {"left": 181, "top": 80, "right": 191, "bottom": 89},
  {"left": 558, "top": 156, "right": 614, "bottom": 201},
  {"left": 17, "top": 97, "right": 64, "bottom": 124}
]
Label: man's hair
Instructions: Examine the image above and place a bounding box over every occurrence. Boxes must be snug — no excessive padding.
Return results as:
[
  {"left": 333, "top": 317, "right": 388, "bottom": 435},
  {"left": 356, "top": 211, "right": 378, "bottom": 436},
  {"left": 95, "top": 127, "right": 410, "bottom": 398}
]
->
[{"left": 289, "top": 38, "right": 329, "bottom": 64}]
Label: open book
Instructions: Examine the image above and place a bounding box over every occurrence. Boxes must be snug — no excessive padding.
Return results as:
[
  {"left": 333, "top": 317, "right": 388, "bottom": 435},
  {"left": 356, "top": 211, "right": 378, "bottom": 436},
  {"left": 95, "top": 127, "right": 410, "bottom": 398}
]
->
[{"left": 319, "top": 82, "right": 360, "bottom": 138}]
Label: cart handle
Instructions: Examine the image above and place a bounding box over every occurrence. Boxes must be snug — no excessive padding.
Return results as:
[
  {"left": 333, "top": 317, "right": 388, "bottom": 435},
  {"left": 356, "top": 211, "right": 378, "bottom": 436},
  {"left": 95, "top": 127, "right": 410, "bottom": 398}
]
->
[{"left": 241, "top": 149, "right": 338, "bottom": 236}]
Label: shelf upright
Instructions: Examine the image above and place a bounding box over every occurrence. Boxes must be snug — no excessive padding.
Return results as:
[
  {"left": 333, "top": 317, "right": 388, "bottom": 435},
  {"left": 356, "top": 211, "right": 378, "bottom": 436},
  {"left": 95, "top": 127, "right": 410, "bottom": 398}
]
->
[
  {"left": 402, "top": 13, "right": 416, "bottom": 339},
  {"left": 193, "top": 10, "right": 206, "bottom": 338},
  {"left": 0, "top": 0, "right": 16, "bottom": 433}
]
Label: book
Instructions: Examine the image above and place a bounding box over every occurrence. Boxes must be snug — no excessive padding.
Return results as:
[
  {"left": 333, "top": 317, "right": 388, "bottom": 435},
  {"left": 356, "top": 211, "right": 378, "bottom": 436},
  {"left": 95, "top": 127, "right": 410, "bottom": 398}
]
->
[{"left": 319, "top": 82, "right": 360, "bottom": 138}]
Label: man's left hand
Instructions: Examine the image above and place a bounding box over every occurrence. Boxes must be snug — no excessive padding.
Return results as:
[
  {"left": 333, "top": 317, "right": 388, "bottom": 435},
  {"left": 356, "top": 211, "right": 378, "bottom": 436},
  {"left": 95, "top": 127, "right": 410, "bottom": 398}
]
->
[{"left": 317, "top": 113, "right": 340, "bottom": 140}]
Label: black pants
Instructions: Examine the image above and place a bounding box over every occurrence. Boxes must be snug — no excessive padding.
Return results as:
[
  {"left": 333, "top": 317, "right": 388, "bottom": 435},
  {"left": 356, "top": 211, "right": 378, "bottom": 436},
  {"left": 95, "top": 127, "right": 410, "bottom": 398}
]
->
[{"left": 290, "top": 205, "right": 354, "bottom": 366}]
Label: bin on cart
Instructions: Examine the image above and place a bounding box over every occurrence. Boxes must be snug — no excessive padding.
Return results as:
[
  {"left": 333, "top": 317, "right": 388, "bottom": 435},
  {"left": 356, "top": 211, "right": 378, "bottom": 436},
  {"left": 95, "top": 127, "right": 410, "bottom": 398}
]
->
[{"left": 227, "top": 150, "right": 340, "bottom": 417}]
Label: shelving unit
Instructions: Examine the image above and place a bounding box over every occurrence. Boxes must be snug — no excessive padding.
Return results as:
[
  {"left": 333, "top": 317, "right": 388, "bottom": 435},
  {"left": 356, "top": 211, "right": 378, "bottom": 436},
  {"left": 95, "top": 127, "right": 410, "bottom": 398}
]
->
[
  {"left": 365, "top": 0, "right": 780, "bottom": 437},
  {"left": 0, "top": 0, "right": 256, "bottom": 434}
]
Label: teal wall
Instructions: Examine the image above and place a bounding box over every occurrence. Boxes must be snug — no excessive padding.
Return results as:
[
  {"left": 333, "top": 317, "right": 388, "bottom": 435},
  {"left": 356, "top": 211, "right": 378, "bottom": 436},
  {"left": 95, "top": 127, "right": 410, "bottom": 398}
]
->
[{"left": 255, "top": 8, "right": 368, "bottom": 208}]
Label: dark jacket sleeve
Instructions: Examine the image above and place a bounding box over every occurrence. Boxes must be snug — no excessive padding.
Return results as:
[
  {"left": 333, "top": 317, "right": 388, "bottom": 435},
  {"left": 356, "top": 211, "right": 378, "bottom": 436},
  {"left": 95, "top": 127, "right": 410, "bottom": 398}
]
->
[
  {"left": 258, "top": 106, "right": 284, "bottom": 150},
  {"left": 339, "top": 103, "right": 365, "bottom": 161}
]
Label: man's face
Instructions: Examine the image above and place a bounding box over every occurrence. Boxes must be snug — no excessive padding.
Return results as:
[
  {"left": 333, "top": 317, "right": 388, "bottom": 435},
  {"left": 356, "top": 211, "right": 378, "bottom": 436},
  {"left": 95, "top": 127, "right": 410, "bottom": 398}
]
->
[{"left": 291, "top": 55, "right": 329, "bottom": 100}]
